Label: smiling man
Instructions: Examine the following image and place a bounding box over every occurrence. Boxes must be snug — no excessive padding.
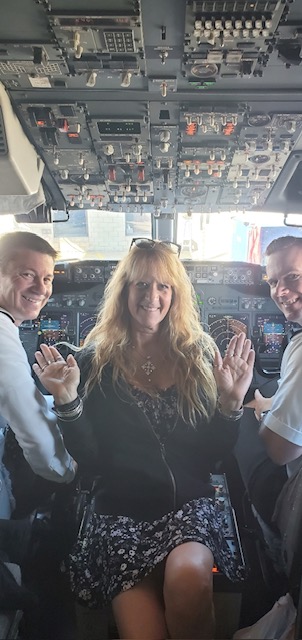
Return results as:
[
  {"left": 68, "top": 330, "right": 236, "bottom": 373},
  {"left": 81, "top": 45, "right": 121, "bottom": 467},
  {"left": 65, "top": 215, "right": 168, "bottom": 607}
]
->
[
  {"left": 256, "top": 236, "right": 302, "bottom": 475},
  {"left": 0, "top": 244, "right": 54, "bottom": 325},
  {"left": 0, "top": 231, "right": 75, "bottom": 488},
  {"left": 234, "top": 236, "right": 302, "bottom": 554},
  {"left": 266, "top": 238, "right": 302, "bottom": 323}
]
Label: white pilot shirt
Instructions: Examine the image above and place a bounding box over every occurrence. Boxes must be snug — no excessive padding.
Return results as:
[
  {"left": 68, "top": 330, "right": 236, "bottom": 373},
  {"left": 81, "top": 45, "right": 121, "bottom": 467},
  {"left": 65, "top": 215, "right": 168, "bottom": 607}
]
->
[
  {"left": 0, "top": 311, "right": 75, "bottom": 483},
  {"left": 263, "top": 332, "right": 302, "bottom": 477}
]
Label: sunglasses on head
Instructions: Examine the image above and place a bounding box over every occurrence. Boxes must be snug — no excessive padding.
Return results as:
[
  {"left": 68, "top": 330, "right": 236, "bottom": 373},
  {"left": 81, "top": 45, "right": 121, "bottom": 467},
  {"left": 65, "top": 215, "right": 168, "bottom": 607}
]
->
[{"left": 130, "top": 237, "right": 181, "bottom": 257}]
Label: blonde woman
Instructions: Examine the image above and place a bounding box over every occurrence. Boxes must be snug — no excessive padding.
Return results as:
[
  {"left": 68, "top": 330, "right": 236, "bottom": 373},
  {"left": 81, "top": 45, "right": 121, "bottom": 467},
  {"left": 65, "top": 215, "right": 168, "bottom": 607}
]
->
[{"left": 34, "top": 239, "right": 254, "bottom": 640}]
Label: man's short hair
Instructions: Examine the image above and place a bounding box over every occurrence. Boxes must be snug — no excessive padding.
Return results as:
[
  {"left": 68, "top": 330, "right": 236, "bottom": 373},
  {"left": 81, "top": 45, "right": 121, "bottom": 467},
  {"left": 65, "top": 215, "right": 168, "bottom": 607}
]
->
[
  {"left": 0, "top": 231, "right": 57, "bottom": 269},
  {"left": 265, "top": 235, "right": 302, "bottom": 257}
]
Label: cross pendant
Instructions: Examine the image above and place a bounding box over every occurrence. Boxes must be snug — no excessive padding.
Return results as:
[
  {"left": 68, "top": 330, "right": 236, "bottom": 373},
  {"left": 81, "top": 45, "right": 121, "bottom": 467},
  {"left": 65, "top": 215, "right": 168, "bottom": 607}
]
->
[{"left": 141, "top": 359, "right": 156, "bottom": 376}]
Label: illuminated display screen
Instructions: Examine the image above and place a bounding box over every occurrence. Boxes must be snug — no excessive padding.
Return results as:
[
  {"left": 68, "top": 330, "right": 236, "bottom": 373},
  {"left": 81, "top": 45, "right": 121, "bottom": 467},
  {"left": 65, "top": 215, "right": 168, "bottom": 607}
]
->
[
  {"left": 39, "top": 313, "right": 72, "bottom": 346},
  {"left": 256, "top": 314, "right": 285, "bottom": 354},
  {"left": 40, "top": 319, "right": 61, "bottom": 331},
  {"left": 78, "top": 312, "right": 97, "bottom": 347},
  {"left": 207, "top": 314, "right": 249, "bottom": 354},
  {"left": 97, "top": 121, "right": 141, "bottom": 135}
]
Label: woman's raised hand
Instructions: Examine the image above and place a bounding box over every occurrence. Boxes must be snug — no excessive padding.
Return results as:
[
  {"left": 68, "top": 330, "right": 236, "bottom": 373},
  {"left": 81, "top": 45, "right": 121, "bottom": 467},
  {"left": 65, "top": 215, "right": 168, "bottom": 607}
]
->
[
  {"left": 33, "top": 343, "right": 80, "bottom": 405},
  {"left": 213, "top": 332, "right": 255, "bottom": 410}
]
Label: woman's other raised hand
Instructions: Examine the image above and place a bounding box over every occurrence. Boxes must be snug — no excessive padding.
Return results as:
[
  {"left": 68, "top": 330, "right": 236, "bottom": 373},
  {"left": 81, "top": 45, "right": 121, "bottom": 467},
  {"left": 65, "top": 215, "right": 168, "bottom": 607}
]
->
[{"left": 213, "top": 332, "right": 255, "bottom": 412}]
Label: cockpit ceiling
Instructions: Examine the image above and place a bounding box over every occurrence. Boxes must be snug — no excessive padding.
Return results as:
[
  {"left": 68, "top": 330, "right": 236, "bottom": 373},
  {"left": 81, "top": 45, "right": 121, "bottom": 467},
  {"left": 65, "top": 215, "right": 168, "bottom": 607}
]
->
[{"left": 1, "top": 0, "right": 302, "bottom": 220}]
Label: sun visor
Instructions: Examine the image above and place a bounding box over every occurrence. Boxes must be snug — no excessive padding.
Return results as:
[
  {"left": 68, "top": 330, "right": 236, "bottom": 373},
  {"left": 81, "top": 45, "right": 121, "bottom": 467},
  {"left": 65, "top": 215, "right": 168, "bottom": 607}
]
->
[
  {"left": 0, "top": 184, "right": 45, "bottom": 215},
  {"left": 0, "top": 81, "right": 44, "bottom": 196}
]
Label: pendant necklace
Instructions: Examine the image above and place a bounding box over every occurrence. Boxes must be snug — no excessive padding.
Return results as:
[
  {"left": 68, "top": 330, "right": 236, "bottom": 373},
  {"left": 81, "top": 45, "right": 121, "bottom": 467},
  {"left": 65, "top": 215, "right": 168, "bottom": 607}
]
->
[{"left": 131, "top": 345, "right": 157, "bottom": 382}]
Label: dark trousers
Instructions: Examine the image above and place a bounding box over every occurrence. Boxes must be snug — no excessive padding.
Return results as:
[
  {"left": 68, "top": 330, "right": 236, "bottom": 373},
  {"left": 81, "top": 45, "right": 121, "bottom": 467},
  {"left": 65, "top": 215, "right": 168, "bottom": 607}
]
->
[
  {"left": 0, "top": 518, "right": 32, "bottom": 565},
  {"left": 233, "top": 407, "right": 288, "bottom": 526}
]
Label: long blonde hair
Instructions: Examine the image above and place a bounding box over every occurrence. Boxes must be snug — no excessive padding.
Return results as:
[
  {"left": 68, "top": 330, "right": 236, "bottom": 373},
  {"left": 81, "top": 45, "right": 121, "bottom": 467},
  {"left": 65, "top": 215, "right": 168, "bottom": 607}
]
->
[{"left": 82, "top": 243, "right": 217, "bottom": 424}]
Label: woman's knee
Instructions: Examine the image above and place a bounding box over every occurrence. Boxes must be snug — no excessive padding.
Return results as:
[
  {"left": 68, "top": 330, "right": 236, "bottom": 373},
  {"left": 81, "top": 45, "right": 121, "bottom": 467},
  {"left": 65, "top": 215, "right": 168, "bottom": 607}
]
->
[{"left": 163, "top": 542, "right": 214, "bottom": 607}]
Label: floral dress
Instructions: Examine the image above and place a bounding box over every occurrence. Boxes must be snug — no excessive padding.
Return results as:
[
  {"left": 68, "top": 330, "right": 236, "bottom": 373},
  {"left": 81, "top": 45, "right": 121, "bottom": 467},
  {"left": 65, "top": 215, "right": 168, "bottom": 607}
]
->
[{"left": 66, "top": 387, "right": 246, "bottom": 608}]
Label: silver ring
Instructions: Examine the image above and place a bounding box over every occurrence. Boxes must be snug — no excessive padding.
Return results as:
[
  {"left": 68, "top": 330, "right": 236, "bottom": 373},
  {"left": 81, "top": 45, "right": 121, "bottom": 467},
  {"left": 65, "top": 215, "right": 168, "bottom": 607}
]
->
[
  {"left": 46, "top": 359, "right": 52, "bottom": 365},
  {"left": 41, "top": 364, "right": 48, "bottom": 372},
  {"left": 55, "top": 356, "right": 63, "bottom": 362}
]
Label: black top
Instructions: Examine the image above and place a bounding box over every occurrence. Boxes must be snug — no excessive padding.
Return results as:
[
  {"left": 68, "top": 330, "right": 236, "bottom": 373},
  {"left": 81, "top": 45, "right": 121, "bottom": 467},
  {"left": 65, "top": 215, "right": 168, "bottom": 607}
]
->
[{"left": 60, "top": 352, "right": 240, "bottom": 522}]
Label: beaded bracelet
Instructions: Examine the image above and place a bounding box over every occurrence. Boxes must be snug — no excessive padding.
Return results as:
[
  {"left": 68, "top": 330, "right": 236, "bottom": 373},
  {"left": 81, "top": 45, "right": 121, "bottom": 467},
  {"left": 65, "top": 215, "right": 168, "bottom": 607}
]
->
[
  {"left": 53, "top": 396, "right": 83, "bottom": 421},
  {"left": 216, "top": 398, "right": 244, "bottom": 421}
]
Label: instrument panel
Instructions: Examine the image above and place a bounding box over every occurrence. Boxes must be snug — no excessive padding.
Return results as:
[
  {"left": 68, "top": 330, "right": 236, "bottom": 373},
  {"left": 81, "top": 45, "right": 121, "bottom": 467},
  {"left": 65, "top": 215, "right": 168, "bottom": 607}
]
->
[{"left": 19, "top": 260, "right": 293, "bottom": 382}]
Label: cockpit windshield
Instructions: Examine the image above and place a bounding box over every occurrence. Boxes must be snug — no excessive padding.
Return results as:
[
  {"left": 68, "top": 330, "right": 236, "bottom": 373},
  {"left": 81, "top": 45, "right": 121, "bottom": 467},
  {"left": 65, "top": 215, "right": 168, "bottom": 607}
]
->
[{"left": 2, "top": 209, "right": 301, "bottom": 263}]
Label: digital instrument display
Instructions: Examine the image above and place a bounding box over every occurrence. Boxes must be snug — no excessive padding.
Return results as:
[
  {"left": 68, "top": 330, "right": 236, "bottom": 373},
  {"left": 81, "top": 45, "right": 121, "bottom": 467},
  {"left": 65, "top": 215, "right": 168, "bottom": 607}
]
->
[
  {"left": 40, "top": 319, "right": 61, "bottom": 331},
  {"left": 39, "top": 313, "right": 72, "bottom": 346},
  {"left": 256, "top": 314, "right": 286, "bottom": 354},
  {"left": 207, "top": 314, "right": 249, "bottom": 354},
  {"left": 78, "top": 312, "right": 98, "bottom": 347}
]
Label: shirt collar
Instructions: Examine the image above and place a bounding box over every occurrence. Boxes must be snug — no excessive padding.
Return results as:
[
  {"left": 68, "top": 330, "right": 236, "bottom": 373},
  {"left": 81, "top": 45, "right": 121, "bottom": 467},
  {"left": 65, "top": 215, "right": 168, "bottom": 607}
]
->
[
  {"left": 0, "top": 308, "right": 15, "bottom": 323},
  {"left": 287, "top": 326, "right": 302, "bottom": 341}
]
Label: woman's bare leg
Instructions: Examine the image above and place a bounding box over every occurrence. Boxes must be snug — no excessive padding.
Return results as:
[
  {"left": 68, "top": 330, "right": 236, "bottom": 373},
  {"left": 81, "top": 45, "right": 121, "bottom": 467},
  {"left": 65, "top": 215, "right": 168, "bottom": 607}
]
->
[
  {"left": 163, "top": 542, "right": 215, "bottom": 639},
  {"left": 112, "top": 566, "right": 168, "bottom": 639}
]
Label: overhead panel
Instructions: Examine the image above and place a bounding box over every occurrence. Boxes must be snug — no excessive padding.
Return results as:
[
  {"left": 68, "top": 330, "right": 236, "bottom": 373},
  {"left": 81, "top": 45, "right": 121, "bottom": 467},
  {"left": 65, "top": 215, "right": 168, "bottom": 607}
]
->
[
  {"left": 0, "top": 44, "right": 69, "bottom": 90},
  {"left": 183, "top": 0, "right": 289, "bottom": 86},
  {"left": 87, "top": 105, "right": 152, "bottom": 209},
  {"left": 175, "top": 105, "right": 302, "bottom": 212},
  {"left": 48, "top": 6, "right": 145, "bottom": 89},
  {"left": 14, "top": 100, "right": 107, "bottom": 209},
  {"left": 0, "top": 0, "right": 302, "bottom": 219}
]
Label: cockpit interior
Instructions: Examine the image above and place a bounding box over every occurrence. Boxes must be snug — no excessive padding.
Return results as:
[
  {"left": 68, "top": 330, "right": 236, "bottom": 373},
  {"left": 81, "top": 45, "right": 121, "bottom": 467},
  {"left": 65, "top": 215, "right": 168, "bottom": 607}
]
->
[{"left": 1, "top": 0, "right": 302, "bottom": 638}]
